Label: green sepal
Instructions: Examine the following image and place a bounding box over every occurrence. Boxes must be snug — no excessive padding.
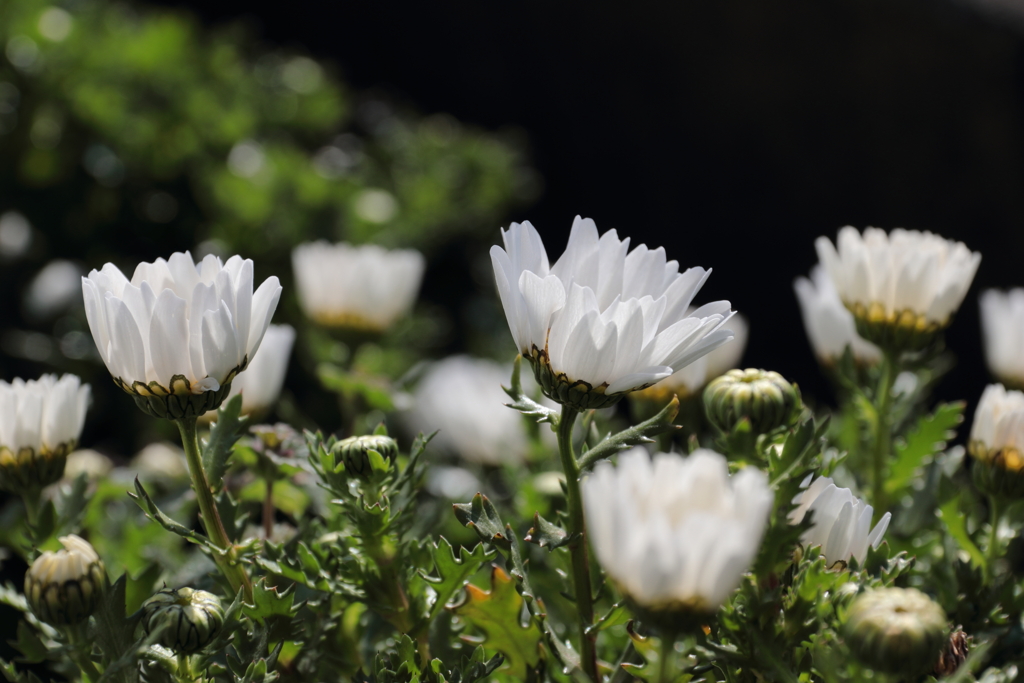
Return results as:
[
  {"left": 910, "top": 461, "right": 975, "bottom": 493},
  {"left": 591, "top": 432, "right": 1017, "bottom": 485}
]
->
[{"left": 503, "top": 355, "right": 559, "bottom": 425}]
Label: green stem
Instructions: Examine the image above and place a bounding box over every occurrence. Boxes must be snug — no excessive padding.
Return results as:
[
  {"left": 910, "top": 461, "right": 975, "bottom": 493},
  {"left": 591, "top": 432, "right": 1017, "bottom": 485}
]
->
[
  {"left": 985, "top": 495, "right": 1004, "bottom": 584},
  {"left": 556, "top": 404, "right": 599, "bottom": 683},
  {"left": 176, "top": 417, "right": 253, "bottom": 602},
  {"left": 870, "top": 351, "right": 896, "bottom": 520},
  {"left": 177, "top": 653, "right": 192, "bottom": 682},
  {"left": 65, "top": 627, "right": 103, "bottom": 683},
  {"left": 658, "top": 632, "right": 675, "bottom": 683}
]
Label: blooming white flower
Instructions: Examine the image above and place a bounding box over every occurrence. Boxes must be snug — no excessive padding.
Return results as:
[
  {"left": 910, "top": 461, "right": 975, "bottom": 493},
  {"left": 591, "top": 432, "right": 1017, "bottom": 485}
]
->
[
  {"left": 788, "top": 475, "right": 890, "bottom": 566},
  {"left": 292, "top": 241, "right": 425, "bottom": 331},
  {"left": 815, "top": 227, "right": 980, "bottom": 350},
  {"left": 794, "top": 265, "right": 881, "bottom": 364},
  {"left": 979, "top": 289, "right": 1024, "bottom": 388},
  {"left": 221, "top": 324, "right": 295, "bottom": 416},
  {"left": 583, "top": 447, "right": 772, "bottom": 617},
  {"left": 634, "top": 314, "right": 748, "bottom": 402},
  {"left": 491, "top": 217, "right": 735, "bottom": 409},
  {"left": 969, "top": 384, "right": 1024, "bottom": 470},
  {"left": 0, "top": 374, "right": 90, "bottom": 492},
  {"left": 81, "top": 251, "right": 281, "bottom": 419},
  {"left": 405, "top": 355, "right": 534, "bottom": 465}
]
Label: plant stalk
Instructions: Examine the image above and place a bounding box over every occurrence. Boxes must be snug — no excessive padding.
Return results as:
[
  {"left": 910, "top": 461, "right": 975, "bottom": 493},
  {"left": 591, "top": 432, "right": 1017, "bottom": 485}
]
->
[
  {"left": 659, "top": 632, "right": 675, "bottom": 683},
  {"left": 986, "top": 495, "right": 1004, "bottom": 584},
  {"left": 176, "top": 417, "right": 253, "bottom": 602},
  {"left": 557, "top": 404, "right": 599, "bottom": 683},
  {"left": 870, "top": 351, "right": 896, "bottom": 520}
]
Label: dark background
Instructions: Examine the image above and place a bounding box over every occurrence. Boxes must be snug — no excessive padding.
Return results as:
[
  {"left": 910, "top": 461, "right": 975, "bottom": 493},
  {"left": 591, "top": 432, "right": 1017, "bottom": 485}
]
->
[{"left": 152, "top": 0, "right": 1024, "bottom": 417}]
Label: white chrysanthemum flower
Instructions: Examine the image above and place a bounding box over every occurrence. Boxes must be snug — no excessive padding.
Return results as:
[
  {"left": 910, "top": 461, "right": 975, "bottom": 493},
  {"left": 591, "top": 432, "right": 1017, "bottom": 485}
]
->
[
  {"left": 81, "top": 251, "right": 282, "bottom": 419},
  {"left": 0, "top": 374, "right": 90, "bottom": 492},
  {"left": 634, "top": 314, "right": 748, "bottom": 402},
  {"left": 222, "top": 324, "right": 295, "bottom": 416},
  {"left": 292, "top": 241, "right": 425, "bottom": 331},
  {"left": 583, "top": 448, "right": 772, "bottom": 620},
  {"left": 788, "top": 475, "right": 890, "bottom": 566},
  {"left": 491, "top": 217, "right": 735, "bottom": 410},
  {"left": 969, "top": 385, "right": 1024, "bottom": 500},
  {"left": 815, "top": 227, "right": 980, "bottom": 350},
  {"left": 405, "top": 355, "right": 536, "bottom": 465},
  {"left": 979, "top": 289, "right": 1024, "bottom": 388},
  {"left": 794, "top": 265, "right": 881, "bottom": 365}
]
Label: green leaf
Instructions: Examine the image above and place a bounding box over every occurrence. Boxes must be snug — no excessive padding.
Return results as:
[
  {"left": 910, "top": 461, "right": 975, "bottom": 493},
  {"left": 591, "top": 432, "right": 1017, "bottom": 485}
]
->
[
  {"left": 317, "top": 362, "right": 394, "bottom": 410},
  {"left": 124, "top": 563, "right": 162, "bottom": 615},
  {"left": 577, "top": 396, "right": 680, "bottom": 471},
  {"left": 450, "top": 566, "right": 543, "bottom": 680},
  {"left": 55, "top": 473, "right": 90, "bottom": 535},
  {"left": 243, "top": 578, "right": 300, "bottom": 621},
  {"left": 885, "top": 401, "right": 964, "bottom": 495},
  {"left": 524, "top": 512, "right": 573, "bottom": 551},
  {"left": 129, "top": 478, "right": 218, "bottom": 552},
  {"left": 91, "top": 575, "right": 142, "bottom": 683},
  {"left": 202, "top": 393, "right": 248, "bottom": 491},
  {"left": 938, "top": 493, "right": 986, "bottom": 569},
  {"left": 418, "top": 537, "right": 494, "bottom": 624},
  {"left": 454, "top": 493, "right": 535, "bottom": 600},
  {"left": 588, "top": 602, "right": 631, "bottom": 633},
  {"left": 503, "top": 355, "right": 558, "bottom": 425},
  {"left": 13, "top": 622, "right": 47, "bottom": 664}
]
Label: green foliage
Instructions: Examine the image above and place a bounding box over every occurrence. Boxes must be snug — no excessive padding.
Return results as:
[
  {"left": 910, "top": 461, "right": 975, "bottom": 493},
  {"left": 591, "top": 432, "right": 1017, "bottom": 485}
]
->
[{"left": 203, "top": 394, "right": 249, "bottom": 491}]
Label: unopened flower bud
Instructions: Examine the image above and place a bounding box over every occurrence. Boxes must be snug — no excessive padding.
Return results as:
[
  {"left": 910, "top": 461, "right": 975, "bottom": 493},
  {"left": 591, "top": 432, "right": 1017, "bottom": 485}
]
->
[
  {"left": 844, "top": 587, "right": 947, "bottom": 676},
  {"left": 969, "top": 385, "right": 1024, "bottom": 500},
  {"left": 142, "top": 587, "right": 224, "bottom": 653},
  {"left": 334, "top": 434, "right": 398, "bottom": 478},
  {"left": 25, "top": 535, "right": 106, "bottom": 627},
  {"left": 703, "top": 369, "right": 800, "bottom": 434}
]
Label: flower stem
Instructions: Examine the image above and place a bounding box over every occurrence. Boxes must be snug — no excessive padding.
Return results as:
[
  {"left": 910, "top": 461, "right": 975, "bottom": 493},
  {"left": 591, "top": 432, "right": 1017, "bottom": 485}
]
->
[
  {"left": 870, "top": 351, "right": 896, "bottom": 520},
  {"left": 65, "top": 626, "right": 103, "bottom": 683},
  {"left": 658, "top": 632, "right": 675, "bottom": 683},
  {"left": 262, "top": 478, "right": 275, "bottom": 540},
  {"left": 985, "top": 494, "right": 1004, "bottom": 584},
  {"left": 176, "top": 417, "right": 253, "bottom": 602},
  {"left": 556, "top": 404, "right": 599, "bottom": 683}
]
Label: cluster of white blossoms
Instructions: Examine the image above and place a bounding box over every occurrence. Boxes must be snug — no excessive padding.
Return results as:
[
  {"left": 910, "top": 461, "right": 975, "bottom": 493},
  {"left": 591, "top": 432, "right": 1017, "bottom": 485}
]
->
[
  {"left": 794, "top": 264, "right": 881, "bottom": 365},
  {"left": 788, "top": 475, "right": 890, "bottom": 566},
  {"left": 815, "top": 227, "right": 980, "bottom": 350},
  {"left": 582, "top": 448, "right": 772, "bottom": 620},
  {"left": 292, "top": 241, "right": 425, "bottom": 332},
  {"left": 404, "top": 355, "right": 547, "bottom": 466},
  {"left": 979, "top": 289, "right": 1024, "bottom": 389},
  {"left": 82, "top": 252, "right": 282, "bottom": 418},
  {"left": 491, "top": 216, "right": 735, "bottom": 410}
]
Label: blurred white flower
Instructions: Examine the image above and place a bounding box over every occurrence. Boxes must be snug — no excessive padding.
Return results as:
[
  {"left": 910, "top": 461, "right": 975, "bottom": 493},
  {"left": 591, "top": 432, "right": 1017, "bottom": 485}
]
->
[
  {"left": 222, "top": 324, "right": 295, "bottom": 415},
  {"left": 405, "top": 355, "right": 536, "bottom": 465},
  {"left": 81, "top": 251, "right": 281, "bottom": 419},
  {"left": 815, "top": 227, "right": 980, "bottom": 349},
  {"left": 969, "top": 384, "right": 1024, "bottom": 496},
  {"left": 491, "top": 217, "right": 735, "bottom": 410},
  {"left": 292, "top": 241, "right": 425, "bottom": 332},
  {"left": 63, "top": 449, "right": 113, "bottom": 481},
  {"left": 583, "top": 447, "right": 772, "bottom": 616},
  {"left": 635, "top": 313, "right": 748, "bottom": 401},
  {"left": 0, "top": 374, "right": 90, "bottom": 491},
  {"left": 794, "top": 264, "right": 881, "bottom": 364},
  {"left": 979, "top": 289, "right": 1024, "bottom": 388},
  {"left": 25, "top": 259, "right": 85, "bottom": 319},
  {"left": 788, "top": 475, "right": 890, "bottom": 566},
  {"left": 131, "top": 442, "right": 189, "bottom": 483}
]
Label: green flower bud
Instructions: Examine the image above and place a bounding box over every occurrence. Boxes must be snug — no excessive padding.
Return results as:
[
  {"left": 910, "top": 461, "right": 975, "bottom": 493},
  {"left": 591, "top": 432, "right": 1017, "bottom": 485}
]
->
[
  {"left": 334, "top": 434, "right": 398, "bottom": 478},
  {"left": 25, "top": 535, "right": 106, "bottom": 627},
  {"left": 703, "top": 369, "right": 800, "bottom": 434},
  {"left": 142, "top": 587, "right": 225, "bottom": 654},
  {"left": 844, "top": 587, "right": 947, "bottom": 676}
]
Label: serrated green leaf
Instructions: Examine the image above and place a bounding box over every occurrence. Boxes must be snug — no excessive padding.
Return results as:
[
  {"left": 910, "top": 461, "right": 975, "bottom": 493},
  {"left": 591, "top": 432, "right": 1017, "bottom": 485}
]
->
[
  {"left": 13, "top": 622, "right": 46, "bottom": 664},
  {"left": 453, "top": 494, "right": 534, "bottom": 600},
  {"left": 202, "top": 393, "right": 248, "bottom": 491},
  {"left": 939, "top": 494, "right": 986, "bottom": 569},
  {"left": 243, "top": 578, "right": 299, "bottom": 620},
  {"left": 129, "top": 478, "right": 217, "bottom": 552},
  {"left": 578, "top": 396, "right": 680, "bottom": 471},
  {"left": 524, "top": 512, "right": 572, "bottom": 551},
  {"left": 419, "top": 537, "right": 494, "bottom": 624},
  {"left": 450, "top": 566, "right": 543, "bottom": 680},
  {"left": 886, "top": 402, "right": 964, "bottom": 495},
  {"left": 91, "top": 575, "right": 141, "bottom": 683},
  {"left": 588, "top": 602, "right": 630, "bottom": 633}
]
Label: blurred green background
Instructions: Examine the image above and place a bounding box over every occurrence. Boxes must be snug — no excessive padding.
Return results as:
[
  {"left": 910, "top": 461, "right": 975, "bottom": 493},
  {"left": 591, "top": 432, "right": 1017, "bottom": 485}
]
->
[{"left": 0, "top": 0, "right": 541, "bottom": 455}]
